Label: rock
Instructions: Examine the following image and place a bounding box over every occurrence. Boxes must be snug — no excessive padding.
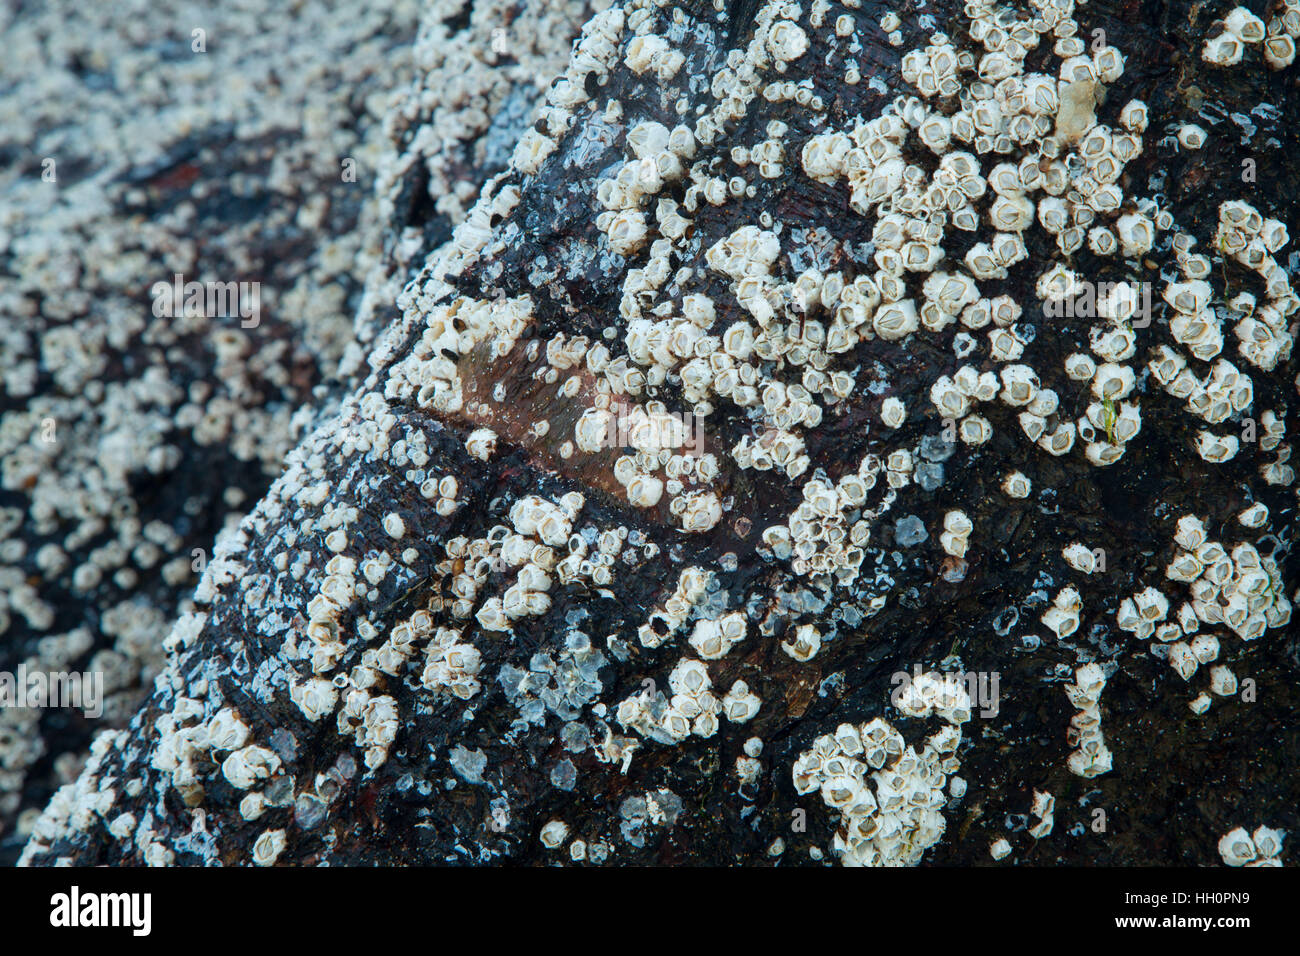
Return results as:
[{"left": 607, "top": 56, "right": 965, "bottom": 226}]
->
[{"left": 14, "top": 0, "right": 1300, "bottom": 868}]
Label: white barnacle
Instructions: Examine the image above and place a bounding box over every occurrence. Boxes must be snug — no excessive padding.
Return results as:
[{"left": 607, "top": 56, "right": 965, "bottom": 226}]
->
[
  {"left": 1224, "top": 7, "right": 1266, "bottom": 44},
  {"left": 1062, "top": 543, "right": 1098, "bottom": 575},
  {"left": 1195, "top": 431, "right": 1239, "bottom": 463},
  {"left": 1091, "top": 363, "right": 1135, "bottom": 401},
  {"left": 1119, "top": 99, "right": 1149, "bottom": 133},
  {"left": 722, "top": 681, "right": 762, "bottom": 723},
  {"left": 626, "top": 474, "right": 665, "bottom": 509},
  {"left": 290, "top": 678, "right": 338, "bottom": 722},
  {"left": 575, "top": 407, "right": 613, "bottom": 452},
  {"left": 873, "top": 300, "right": 920, "bottom": 340},
  {"left": 959, "top": 415, "right": 993, "bottom": 445},
  {"left": 207, "top": 708, "right": 251, "bottom": 752},
  {"left": 1237, "top": 502, "right": 1268, "bottom": 528},
  {"left": 1002, "top": 471, "right": 1031, "bottom": 498},
  {"left": 677, "top": 491, "right": 722, "bottom": 532},
  {"left": 881, "top": 396, "right": 906, "bottom": 429},
  {"left": 540, "top": 820, "right": 570, "bottom": 849},
  {"left": 1168, "top": 642, "right": 1199, "bottom": 681},
  {"left": 465, "top": 428, "right": 499, "bottom": 461},
  {"left": 930, "top": 375, "right": 972, "bottom": 419},
  {"left": 1115, "top": 213, "right": 1155, "bottom": 257},
  {"left": 998, "top": 365, "right": 1039, "bottom": 407},
  {"left": 1264, "top": 35, "right": 1296, "bottom": 70},
  {"left": 781, "top": 624, "right": 821, "bottom": 662},
  {"left": 768, "top": 19, "right": 810, "bottom": 63},
  {"left": 1177, "top": 123, "right": 1208, "bottom": 150},
  {"left": 1038, "top": 422, "right": 1076, "bottom": 456},
  {"left": 1065, "top": 353, "right": 1097, "bottom": 382},
  {"left": 252, "top": 829, "right": 287, "bottom": 866},
  {"left": 222, "top": 745, "right": 281, "bottom": 790},
  {"left": 1217, "top": 827, "right": 1258, "bottom": 866}
]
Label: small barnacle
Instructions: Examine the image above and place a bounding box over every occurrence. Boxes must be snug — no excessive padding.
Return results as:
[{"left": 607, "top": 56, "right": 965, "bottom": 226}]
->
[
  {"left": 676, "top": 490, "right": 722, "bottom": 532},
  {"left": 1062, "top": 543, "right": 1098, "bottom": 575},
  {"left": 1191, "top": 634, "right": 1221, "bottom": 666},
  {"left": 540, "top": 820, "right": 570, "bottom": 849},
  {"left": 668, "top": 125, "right": 696, "bottom": 158},
  {"left": 1224, "top": 7, "right": 1266, "bottom": 44},
  {"left": 290, "top": 677, "right": 339, "bottom": 722},
  {"left": 1203, "top": 30, "right": 1245, "bottom": 67},
  {"left": 1119, "top": 99, "right": 1149, "bottom": 133},
  {"left": 988, "top": 327, "right": 1025, "bottom": 362},
  {"left": 998, "top": 365, "right": 1040, "bottom": 407},
  {"left": 1115, "top": 213, "right": 1156, "bottom": 258},
  {"left": 930, "top": 375, "right": 972, "bottom": 419},
  {"left": 1264, "top": 35, "right": 1296, "bottom": 70},
  {"left": 606, "top": 209, "right": 649, "bottom": 256},
  {"left": 1092, "top": 363, "right": 1135, "bottom": 401},
  {"left": 1218, "top": 827, "right": 1258, "bottom": 866},
  {"left": 989, "top": 193, "right": 1035, "bottom": 232},
  {"left": 252, "top": 828, "right": 287, "bottom": 866},
  {"left": 513, "top": 129, "right": 558, "bottom": 176},
  {"left": 768, "top": 19, "right": 810, "bottom": 63},
  {"left": 1177, "top": 123, "right": 1208, "bottom": 150},
  {"left": 1194, "top": 430, "right": 1240, "bottom": 463},
  {"left": 1092, "top": 45, "right": 1126, "bottom": 83},
  {"left": 1087, "top": 227, "right": 1118, "bottom": 257},
  {"left": 465, "top": 428, "right": 499, "bottom": 461},
  {"left": 1168, "top": 641, "right": 1199, "bottom": 681},
  {"left": 382, "top": 513, "right": 405, "bottom": 539},
  {"left": 1038, "top": 422, "right": 1077, "bottom": 456},
  {"left": 958, "top": 415, "right": 993, "bottom": 445},
  {"left": 880, "top": 397, "right": 906, "bottom": 428},
  {"left": 873, "top": 300, "right": 920, "bottom": 340},
  {"left": 1237, "top": 502, "right": 1268, "bottom": 528},
  {"left": 722, "top": 681, "right": 762, "bottom": 723},
  {"left": 1250, "top": 826, "right": 1284, "bottom": 861},
  {"left": 781, "top": 623, "right": 821, "bottom": 662},
  {"left": 1037, "top": 196, "right": 1070, "bottom": 234},
  {"left": 239, "top": 793, "right": 266, "bottom": 822},
  {"left": 208, "top": 709, "right": 251, "bottom": 752},
  {"left": 222, "top": 745, "right": 281, "bottom": 790}
]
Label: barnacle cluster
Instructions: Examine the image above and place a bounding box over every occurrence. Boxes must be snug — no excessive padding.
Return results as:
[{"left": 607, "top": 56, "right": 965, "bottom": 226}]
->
[
  {"left": 1217, "top": 825, "right": 1286, "bottom": 866},
  {"left": 1202, "top": 3, "right": 1299, "bottom": 69},
  {"left": 1063, "top": 662, "right": 1112, "bottom": 778},
  {"left": 793, "top": 673, "right": 970, "bottom": 867}
]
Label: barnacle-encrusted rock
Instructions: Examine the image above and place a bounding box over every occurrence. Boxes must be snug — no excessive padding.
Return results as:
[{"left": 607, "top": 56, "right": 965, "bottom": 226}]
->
[
  {"left": 0, "top": 0, "right": 424, "bottom": 858},
  {"left": 13, "top": 0, "right": 1300, "bottom": 867},
  {"left": 0, "top": 0, "right": 594, "bottom": 861}
]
